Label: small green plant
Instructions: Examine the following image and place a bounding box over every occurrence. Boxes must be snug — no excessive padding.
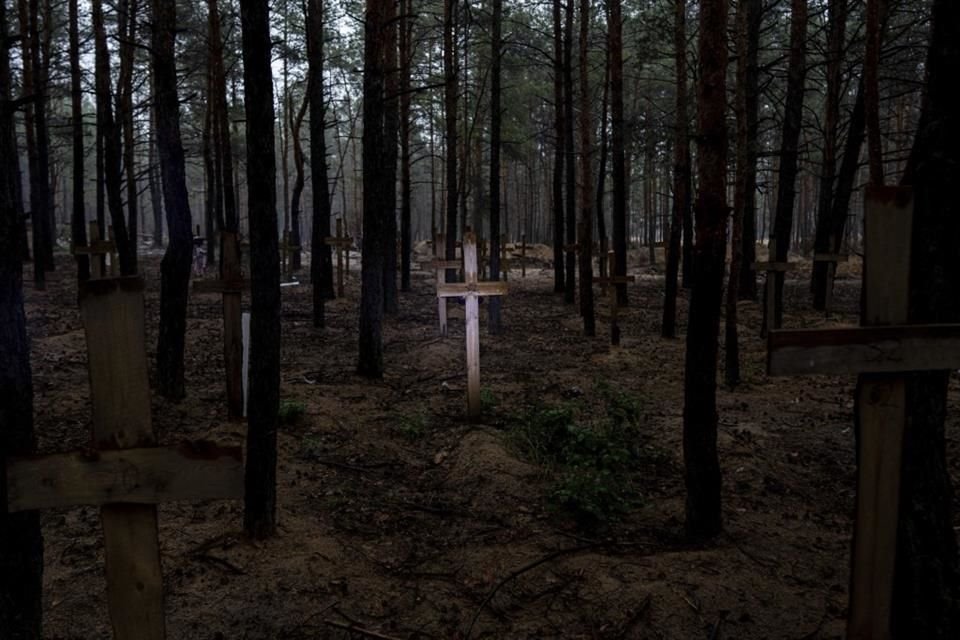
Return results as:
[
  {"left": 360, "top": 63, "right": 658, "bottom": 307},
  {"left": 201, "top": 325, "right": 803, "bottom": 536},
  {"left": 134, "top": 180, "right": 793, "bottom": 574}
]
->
[
  {"left": 595, "top": 379, "right": 643, "bottom": 430},
  {"left": 278, "top": 400, "right": 306, "bottom": 425},
  {"left": 394, "top": 410, "right": 429, "bottom": 442}
]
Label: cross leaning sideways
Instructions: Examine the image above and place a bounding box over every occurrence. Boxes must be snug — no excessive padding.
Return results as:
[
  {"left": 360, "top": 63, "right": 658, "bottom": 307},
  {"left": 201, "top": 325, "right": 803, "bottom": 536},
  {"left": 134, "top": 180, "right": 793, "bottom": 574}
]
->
[
  {"left": 437, "top": 232, "right": 507, "bottom": 418},
  {"left": 593, "top": 251, "right": 634, "bottom": 346},
  {"left": 324, "top": 217, "right": 353, "bottom": 298},
  {"left": 193, "top": 231, "right": 249, "bottom": 418},
  {"left": 767, "top": 186, "right": 960, "bottom": 640},
  {"left": 5, "top": 277, "right": 243, "bottom": 640}
]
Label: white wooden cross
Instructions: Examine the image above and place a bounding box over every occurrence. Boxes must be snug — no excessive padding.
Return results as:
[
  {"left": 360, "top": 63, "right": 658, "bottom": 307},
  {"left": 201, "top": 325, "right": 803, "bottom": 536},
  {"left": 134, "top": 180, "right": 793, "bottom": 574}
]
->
[
  {"left": 767, "top": 186, "right": 960, "bottom": 639},
  {"left": 324, "top": 217, "right": 353, "bottom": 297},
  {"left": 5, "top": 277, "right": 243, "bottom": 640},
  {"left": 436, "top": 232, "right": 507, "bottom": 418},
  {"left": 192, "top": 231, "right": 248, "bottom": 418},
  {"left": 426, "top": 231, "right": 460, "bottom": 337}
]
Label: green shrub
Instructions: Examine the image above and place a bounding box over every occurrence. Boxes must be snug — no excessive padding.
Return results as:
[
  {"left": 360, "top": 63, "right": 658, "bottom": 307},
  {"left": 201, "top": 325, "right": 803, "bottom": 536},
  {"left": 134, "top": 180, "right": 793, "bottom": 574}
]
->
[{"left": 278, "top": 400, "right": 306, "bottom": 425}]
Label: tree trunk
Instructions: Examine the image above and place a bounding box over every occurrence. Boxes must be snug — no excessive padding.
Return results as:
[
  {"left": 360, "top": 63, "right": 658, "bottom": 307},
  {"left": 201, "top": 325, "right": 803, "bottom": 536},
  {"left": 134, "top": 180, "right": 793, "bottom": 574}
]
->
[
  {"left": 810, "top": 0, "right": 848, "bottom": 308},
  {"left": 0, "top": 2, "right": 43, "bottom": 629},
  {"left": 443, "top": 0, "right": 458, "bottom": 270},
  {"left": 488, "top": 0, "right": 503, "bottom": 334},
  {"left": 724, "top": 0, "right": 762, "bottom": 388},
  {"left": 577, "top": 0, "right": 595, "bottom": 335},
  {"left": 238, "top": 0, "right": 280, "bottom": 539},
  {"left": 148, "top": 84, "right": 163, "bottom": 248},
  {"left": 208, "top": 0, "right": 237, "bottom": 233},
  {"left": 118, "top": 0, "right": 140, "bottom": 272},
  {"left": 662, "top": 0, "right": 690, "bottom": 337},
  {"left": 767, "top": 0, "right": 807, "bottom": 331},
  {"left": 551, "top": 0, "right": 564, "bottom": 293},
  {"left": 382, "top": 0, "right": 399, "bottom": 315},
  {"left": 68, "top": 0, "right": 89, "bottom": 282},
  {"left": 683, "top": 0, "right": 728, "bottom": 540},
  {"left": 358, "top": 0, "right": 391, "bottom": 377},
  {"left": 153, "top": 0, "right": 194, "bottom": 400},
  {"left": 17, "top": 0, "right": 44, "bottom": 289},
  {"left": 596, "top": 35, "right": 609, "bottom": 281},
  {"left": 736, "top": 0, "right": 761, "bottom": 302},
  {"left": 562, "top": 0, "right": 576, "bottom": 304},
  {"left": 399, "top": 0, "right": 412, "bottom": 292},
  {"left": 289, "top": 93, "right": 308, "bottom": 274},
  {"left": 865, "top": 0, "right": 884, "bottom": 186},
  {"left": 307, "top": 0, "right": 333, "bottom": 329},
  {"left": 93, "top": 0, "right": 134, "bottom": 276}
]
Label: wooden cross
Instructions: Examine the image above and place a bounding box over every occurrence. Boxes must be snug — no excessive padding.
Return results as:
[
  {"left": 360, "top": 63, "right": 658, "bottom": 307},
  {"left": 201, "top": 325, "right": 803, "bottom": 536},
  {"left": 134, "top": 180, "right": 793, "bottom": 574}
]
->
[
  {"left": 5, "top": 277, "right": 243, "bottom": 640},
  {"left": 192, "top": 231, "right": 249, "bottom": 418},
  {"left": 72, "top": 221, "right": 117, "bottom": 279},
  {"left": 498, "top": 234, "right": 511, "bottom": 281},
  {"left": 592, "top": 251, "right": 635, "bottom": 346},
  {"left": 436, "top": 232, "right": 507, "bottom": 418},
  {"left": 766, "top": 186, "right": 960, "bottom": 639},
  {"left": 813, "top": 250, "right": 850, "bottom": 315},
  {"left": 753, "top": 260, "right": 798, "bottom": 335},
  {"left": 280, "top": 230, "right": 301, "bottom": 281},
  {"left": 324, "top": 217, "right": 353, "bottom": 297},
  {"left": 425, "top": 232, "right": 460, "bottom": 337}
]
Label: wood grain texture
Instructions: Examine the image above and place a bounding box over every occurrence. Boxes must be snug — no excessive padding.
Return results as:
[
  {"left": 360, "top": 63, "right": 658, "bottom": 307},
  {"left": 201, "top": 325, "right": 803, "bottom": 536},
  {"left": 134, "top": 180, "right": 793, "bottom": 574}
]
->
[{"left": 6, "top": 443, "right": 244, "bottom": 511}]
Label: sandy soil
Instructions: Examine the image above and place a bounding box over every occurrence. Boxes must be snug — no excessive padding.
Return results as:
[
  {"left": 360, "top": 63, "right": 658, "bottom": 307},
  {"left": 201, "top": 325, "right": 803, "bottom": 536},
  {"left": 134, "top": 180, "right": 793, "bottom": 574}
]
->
[{"left": 22, "top": 243, "right": 960, "bottom": 639}]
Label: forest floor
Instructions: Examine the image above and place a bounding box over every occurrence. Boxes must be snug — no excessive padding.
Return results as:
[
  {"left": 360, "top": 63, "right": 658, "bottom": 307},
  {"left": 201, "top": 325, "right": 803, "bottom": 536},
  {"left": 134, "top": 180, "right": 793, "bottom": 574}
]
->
[{"left": 23, "top": 243, "right": 960, "bottom": 640}]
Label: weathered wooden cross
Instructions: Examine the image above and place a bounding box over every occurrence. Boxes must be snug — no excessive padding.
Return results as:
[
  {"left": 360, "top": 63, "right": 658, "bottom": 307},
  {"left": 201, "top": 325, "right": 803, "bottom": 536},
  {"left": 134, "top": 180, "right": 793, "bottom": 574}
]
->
[
  {"left": 5, "top": 276, "right": 243, "bottom": 640},
  {"left": 192, "top": 231, "right": 249, "bottom": 418},
  {"left": 592, "top": 251, "right": 635, "bottom": 346},
  {"left": 813, "top": 248, "right": 850, "bottom": 315},
  {"left": 72, "top": 221, "right": 117, "bottom": 279},
  {"left": 498, "top": 234, "right": 512, "bottom": 281},
  {"left": 324, "top": 217, "right": 353, "bottom": 297},
  {"left": 436, "top": 232, "right": 507, "bottom": 418},
  {"left": 426, "top": 232, "right": 460, "bottom": 337},
  {"left": 753, "top": 259, "right": 798, "bottom": 335},
  {"left": 766, "top": 186, "right": 960, "bottom": 639}
]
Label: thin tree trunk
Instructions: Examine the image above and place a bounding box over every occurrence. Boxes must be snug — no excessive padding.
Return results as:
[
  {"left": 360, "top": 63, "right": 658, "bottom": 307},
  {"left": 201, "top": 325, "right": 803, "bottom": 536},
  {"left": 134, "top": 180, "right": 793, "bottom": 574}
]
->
[
  {"left": 153, "top": 0, "right": 194, "bottom": 400},
  {"left": 68, "top": 0, "right": 89, "bottom": 282},
  {"left": 662, "top": 0, "right": 690, "bottom": 336},
  {"left": 577, "top": 0, "right": 595, "bottom": 335},
  {"left": 289, "top": 92, "right": 308, "bottom": 273},
  {"left": 767, "top": 0, "right": 808, "bottom": 331},
  {"left": 610, "top": 0, "right": 628, "bottom": 305},
  {"left": 18, "top": 0, "right": 44, "bottom": 289},
  {"left": 0, "top": 1, "right": 44, "bottom": 628},
  {"left": 148, "top": 82, "right": 163, "bottom": 248},
  {"left": 443, "top": 0, "right": 458, "bottom": 271},
  {"left": 238, "top": 0, "right": 280, "bottom": 539},
  {"left": 208, "top": 0, "right": 237, "bottom": 232},
  {"left": 551, "top": 0, "right": 564, "bottom": 293},
  {"left": 118, "top": 0, "right": 139, "bottom": 272},
  {"left": 596, "top": 25, "right": 609, "bottom": 280},
  {"left": 736, "top": 0, "right": 761, "bottom": 302},
  {"left": 563, "top": 0, "right": 576, "bottom": 304},
  {"left": 399, "top": 0, "right": 412, "bottom": 292},
  {"left": 358, "top": 0, "right": 391, "bottom": 376},
  {"left": 865, "top": 0, "right": 884, "bottom": 186},
  {"left": 307, "top": 0, "right": 333, "bottom": 329},
  {"left": 382, "top": 0, "right": 399, "bottom": 315},
  {"left": 488, "top": 0, "right": 503, "bottom": 334},
  {"left": 683, "top": 0, "right": 728, "bottom": 540}
]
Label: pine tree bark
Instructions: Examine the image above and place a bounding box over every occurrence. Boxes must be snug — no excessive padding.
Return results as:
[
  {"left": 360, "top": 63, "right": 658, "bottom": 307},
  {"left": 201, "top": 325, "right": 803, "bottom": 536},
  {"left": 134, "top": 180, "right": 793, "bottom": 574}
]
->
[
  {"left": 683, "top": 0, "right": 728, "bottom": 539},
  {"left": 208, "top": 0, "right": 237, "bottom": 233},
  {"left": 724, "top": 0, "right": 761, "bottom": 387},
  {"left": 148, "top": 86, "right": 163, "bottom": 248},
  {"left": 736, "top": 0, "right": 761, "bottom": 302},
  {"left": 577, "top": 0, "right": 595, "bottom": 336},
  {"left": 0, "top": 2, "right": 43, "bottom": 629},
  {"left": 289, "top": 93, "right": 308, "bottom": 274},
  {"left": 766, "top": 0, "right": 807, "bottom": 331},
  {"left": 307, "top": 0, "right": 333, "bottom": 329},
  {"left": 68, "top": 0, "right": 89, "bottom": 282},
  {"left": 238, "top": 0, "right": 280, "bottom": 539},
  {"left": 488, "top": 0, "right": 503, "bottom": 334},
  {"left": 153, "top": 0, "right": 194, "bottom": 400},
  {"left": 662, "top": 0, "right": 690, "bottom": 337},
  {"left": 865, "top": 0, "right": 884, "bottom": 186},
  {"left": 118, "top": 0, "right": 140, "bottom": 272},
  {"left": 551, "top": 0, "right": 564, "bottom": 293},
  {"left": 610, "top": 0, "right": 628, "bottom": 306},
  {"left": 399, "top": 0, "right": 412, "bottom": 292},
  {"left": 891, "top": 1, "right": 960, "bottom": 632},
  {"left": 562, "top": 0, "right": 576, "bottom": 304},
  {"left": 358, "top": 0, "right": 391, "bottom": 377},
  {"left": 382, "top": 0, "right": 399, "bottom": 315},
  {"left": 443, "top": 0, "right": 458, "bottom": 269},
  {"left": 17, "top": 0, "right": 45, "bottom": 289}
]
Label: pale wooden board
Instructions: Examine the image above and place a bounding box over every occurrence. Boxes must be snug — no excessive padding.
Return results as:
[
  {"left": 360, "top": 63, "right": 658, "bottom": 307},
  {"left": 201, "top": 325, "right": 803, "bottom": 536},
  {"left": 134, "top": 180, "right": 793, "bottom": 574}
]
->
[
  {"left": 6, "top": 443, "right": 244, "bottom": 511},
  {"left": 221, "top": 232, "right": 245, "bottom": 418},
  {"left": 767, "top": 324, "right": 960, "bottom": 376},
  {"left": 463, "top": 234, "right": 482, "bottom": 418},
  {"left": 437, "top": 282, "right": 509, "bottom": 298},
  {"left": 864, "top": 186, "right": 913, "bottom": 326}
]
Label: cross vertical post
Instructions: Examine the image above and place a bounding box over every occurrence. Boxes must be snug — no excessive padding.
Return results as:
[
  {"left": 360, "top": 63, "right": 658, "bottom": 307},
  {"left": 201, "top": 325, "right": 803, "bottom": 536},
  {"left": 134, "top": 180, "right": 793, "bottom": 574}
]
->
[
  {"left": 324, "top": 218, "right": 353, "bottom": 298},
  {"left": 753, "top": 260, "right": 797, "bottom": 335},
  {"left": 766, "top": 187, "right": 960, "bottom": 638},
  {"left": 593, "top": 251, "right": 635, "bottom": 345},
  {"left": 436, "top": 232, "right": 507, "bottom": 418},
  {"left": 521, "top": 233, "right": 526, "bottom": 278}
]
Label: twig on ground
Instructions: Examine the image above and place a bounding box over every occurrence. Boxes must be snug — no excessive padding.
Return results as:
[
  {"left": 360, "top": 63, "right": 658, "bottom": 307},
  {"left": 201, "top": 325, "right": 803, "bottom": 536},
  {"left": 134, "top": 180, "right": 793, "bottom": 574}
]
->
[{"left": 323, "top": 618, "right": 403, "bottom": 640}]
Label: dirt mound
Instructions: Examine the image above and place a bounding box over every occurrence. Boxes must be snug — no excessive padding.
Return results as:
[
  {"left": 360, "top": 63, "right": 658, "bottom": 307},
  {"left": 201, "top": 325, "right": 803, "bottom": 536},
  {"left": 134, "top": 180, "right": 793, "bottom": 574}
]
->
[{"left": 446, "top": 430, "right": 540, "bottom": 514}]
